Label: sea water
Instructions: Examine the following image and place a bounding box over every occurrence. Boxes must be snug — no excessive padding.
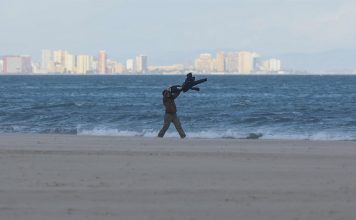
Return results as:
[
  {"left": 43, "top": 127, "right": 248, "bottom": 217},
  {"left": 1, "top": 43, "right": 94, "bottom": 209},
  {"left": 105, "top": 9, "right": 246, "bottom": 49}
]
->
[{"left": 0, "top": 75, "right": 355, "bottom": 140}]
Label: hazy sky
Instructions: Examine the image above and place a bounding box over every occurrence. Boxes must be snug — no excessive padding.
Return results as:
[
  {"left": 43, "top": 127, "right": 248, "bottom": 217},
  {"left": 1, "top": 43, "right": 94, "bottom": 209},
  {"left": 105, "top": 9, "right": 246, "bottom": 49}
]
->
[{"left": 1, "top": 0, "right": 356, "bottom": 64}]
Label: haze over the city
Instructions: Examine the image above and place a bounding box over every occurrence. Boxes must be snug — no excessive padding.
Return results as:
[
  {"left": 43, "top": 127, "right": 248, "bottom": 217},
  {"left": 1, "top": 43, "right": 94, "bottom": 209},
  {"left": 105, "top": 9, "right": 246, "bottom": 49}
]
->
[{"left": 1, "top": 0, "right": 356, "bottom": 71}]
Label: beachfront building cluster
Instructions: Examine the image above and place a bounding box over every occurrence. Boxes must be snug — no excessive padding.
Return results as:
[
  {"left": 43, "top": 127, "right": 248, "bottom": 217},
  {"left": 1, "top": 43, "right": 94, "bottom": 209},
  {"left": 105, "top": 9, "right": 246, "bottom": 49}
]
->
[
  {"left": 193, "top": 51, "right": 282, "bottom": 74},
  {"left": 0, "top": 55, "right": 33, "bottom": 74},
  {"left": 37, "top": 49, "right": 148, "bottom": 74},
  {"left": 0, "top": 49, "right": 282, "bottom": 74}
]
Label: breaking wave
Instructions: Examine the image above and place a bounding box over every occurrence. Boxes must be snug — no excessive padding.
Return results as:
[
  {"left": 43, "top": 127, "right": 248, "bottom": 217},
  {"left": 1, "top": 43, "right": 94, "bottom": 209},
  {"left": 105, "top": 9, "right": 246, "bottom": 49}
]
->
[{"left": 77, "top": 127, "right": 356, "bottom": 141}]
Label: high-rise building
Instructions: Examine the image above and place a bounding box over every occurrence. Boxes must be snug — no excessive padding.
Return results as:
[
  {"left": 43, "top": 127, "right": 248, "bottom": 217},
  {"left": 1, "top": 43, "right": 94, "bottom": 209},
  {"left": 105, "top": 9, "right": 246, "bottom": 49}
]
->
[
  {"left": 126, "top": 59, "right": 134, "bottom": 73},
  {"left": 52, "top": 50, "right": 73, "bottom": 73},
  {"left": 114, "top": 63, "right": 125, "bottom": 73},
  {"left": 135, "top": 56, "right": 142, "bottom": 73},
  {"left": 41, "top": 49, "right": 52, "bottom": 72},
  {"left": 97, "top": 50, "right": 107, "bottom": 74},
  {"left": 2, "top": 55, "right": 32, "bottom": 73},
  {"left": 135, "top": 55, "right": 148, "bottom": 73},
  {"left": 252, "top": 53, "right": 260, "bottom": 71},
  {"left": 76, "top": 55, "right": 92, "bottom": 74},
  {"left": 32, "top": 62, "right": 43, "bottom": 74},
  {"left": 63, "top": 51, "right": 75, "bottom": 73},
  {"left": 21, "top": 55, "right": 32, "bottom": 73},
  {"left": 260, "top": 58, "right": 281, "bottom": 72},
  {"left": 106, "top": 60, "right": 117, "bottom": 74},
  {"left": 49, "top": 50, "right": 68, "bottom": 73},
  {"left": 0, "top": 59, "right": 3, "bottom": 73},
  {"left": 3, "top": 56, "right": 22, "bottom": 73},
  {"left": 105, "top": 60, "right": 125, "bottom": 74},
  {"left": 238, "top": 51, "right": 254, "bottom": 74},
  {"left": 194, "top": 53, "right": 213, "bottom": 72},
  {"left": 225, "top": 52, "right": 239, "bottom": 72},
  {"left": 53, "top": 50, "right": 64, "bottom": 64},
  {"left": 214, "top": 52, "right": 225, "bottom": 72},
  {"left": 254, "top": 56, "right": 263, "bottom": 71}
]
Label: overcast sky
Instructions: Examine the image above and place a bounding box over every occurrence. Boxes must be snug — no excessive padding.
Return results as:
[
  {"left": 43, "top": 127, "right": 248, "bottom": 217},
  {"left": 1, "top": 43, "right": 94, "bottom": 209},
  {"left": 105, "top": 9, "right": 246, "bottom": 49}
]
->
[{"left": 1, "top": 0, "right": 356, "bottom": 64}]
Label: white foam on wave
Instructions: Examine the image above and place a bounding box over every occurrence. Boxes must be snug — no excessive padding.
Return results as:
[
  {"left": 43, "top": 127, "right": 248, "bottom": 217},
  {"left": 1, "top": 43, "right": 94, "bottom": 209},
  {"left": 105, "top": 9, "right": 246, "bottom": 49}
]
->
[
  {"left": 78, "top": 128, "right": 154, "bottom": 137},
  {"left": 257, "top": 131, "right": 356, "bottom": 141},
  {"left": 77, "top": 127, "right": 247, "bottom": 139},
  {"left": 77, "top": 127, "right": 356, "bottom": 141}
]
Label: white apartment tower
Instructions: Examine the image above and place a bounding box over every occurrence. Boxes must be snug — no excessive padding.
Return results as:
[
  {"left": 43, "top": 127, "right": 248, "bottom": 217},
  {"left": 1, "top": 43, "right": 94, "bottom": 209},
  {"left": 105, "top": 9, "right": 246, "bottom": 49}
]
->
[
  {"left": 135, "top": 55, "right": 148, "bottom": 73},
  {"left": 238, "top": 51, "right": 254, "bottom": 74},
  {"left": 0, "top": 59, "right": 3, "bottom": 73},
  {"left": 194, "top": 53, "right": 213, "bottom": 72},
  {"left": 261, "top": 59, "right": 281, "bottom": 72},
  {"left": 214, "top": 52, "right": 225, "bottom": 72},
  {"left": 97, "top": 50, "right": 107, "bottom": 74},
  {"left": 53, "top": 50, "right": 63, "bottom": 64},
  {"left": 225, "top": 52, "right": 239, "bottom": 72},
  {"left": 76, "top": 55, "right": 92, "bottom": 74},
  {"left": 41, "top": 49, "right": 52, "bottom": 72},
  {"left": 126, "top": 59, "right": 134, "bottom": 73},
  {"left": 64, "top": 51, "right": 75, "bottom": 73}
]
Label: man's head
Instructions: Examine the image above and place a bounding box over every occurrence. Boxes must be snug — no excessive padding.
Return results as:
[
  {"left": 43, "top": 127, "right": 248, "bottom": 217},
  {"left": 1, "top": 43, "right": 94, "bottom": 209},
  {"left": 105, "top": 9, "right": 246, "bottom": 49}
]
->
[{"left": 162, "top": 89, "right": 171, "bottom": 97}]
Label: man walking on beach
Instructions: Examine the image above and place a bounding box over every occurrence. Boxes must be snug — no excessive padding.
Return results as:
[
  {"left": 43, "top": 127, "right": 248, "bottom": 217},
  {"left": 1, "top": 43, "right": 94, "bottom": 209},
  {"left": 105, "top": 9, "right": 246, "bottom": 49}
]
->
[{"left": 158, "top": 88, "right": 186, "bottom": 138}]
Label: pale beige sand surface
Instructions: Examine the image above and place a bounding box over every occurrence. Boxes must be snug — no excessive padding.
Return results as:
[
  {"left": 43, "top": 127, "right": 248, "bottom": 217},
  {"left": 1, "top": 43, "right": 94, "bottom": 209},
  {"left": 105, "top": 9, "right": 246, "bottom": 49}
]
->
[{"left": 0, "top": 134, "right": 356, "bottom": 220}]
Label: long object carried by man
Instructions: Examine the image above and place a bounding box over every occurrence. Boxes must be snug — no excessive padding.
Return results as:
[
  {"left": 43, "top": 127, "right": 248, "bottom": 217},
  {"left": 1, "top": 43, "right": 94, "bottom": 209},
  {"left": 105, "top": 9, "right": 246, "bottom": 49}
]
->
[{"left": 170, "top": 73, "right": 207, "bottom": 94}]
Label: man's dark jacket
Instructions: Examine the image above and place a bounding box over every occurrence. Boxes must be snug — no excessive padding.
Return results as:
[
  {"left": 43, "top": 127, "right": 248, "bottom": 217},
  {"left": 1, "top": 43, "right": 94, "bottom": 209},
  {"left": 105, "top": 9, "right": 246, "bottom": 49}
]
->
[{"left": 163, "top": 91, "right": 180, "bottom": 113}]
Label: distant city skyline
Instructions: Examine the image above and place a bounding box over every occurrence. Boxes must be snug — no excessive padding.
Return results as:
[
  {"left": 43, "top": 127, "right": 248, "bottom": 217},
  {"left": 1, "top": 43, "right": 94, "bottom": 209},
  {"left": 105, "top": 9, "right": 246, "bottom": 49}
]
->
[
  {"left": 0, "top": 49, "right": 283, "bottom": 74},
  {"left": 1, "top": 0, "right": 356, "bottom": 68},
  {"left": 3, "top": 47, "right": 356, "bottom": 74}
]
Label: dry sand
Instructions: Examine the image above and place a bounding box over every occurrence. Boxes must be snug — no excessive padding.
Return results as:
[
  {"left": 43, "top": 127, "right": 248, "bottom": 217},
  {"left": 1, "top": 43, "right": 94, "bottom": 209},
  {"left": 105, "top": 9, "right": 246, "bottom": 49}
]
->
[{"left": 0, "top": 134, "right": 356, "bottom": 220}]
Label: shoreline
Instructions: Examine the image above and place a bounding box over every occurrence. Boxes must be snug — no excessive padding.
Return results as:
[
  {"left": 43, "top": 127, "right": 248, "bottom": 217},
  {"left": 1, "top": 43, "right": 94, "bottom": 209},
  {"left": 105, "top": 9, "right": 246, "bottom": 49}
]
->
[
  {"left": 1, "top": 132, "right": 355, "bottom": 142},
  {"left": 1, "top": 133, "right": 356, "bottom": 220}
]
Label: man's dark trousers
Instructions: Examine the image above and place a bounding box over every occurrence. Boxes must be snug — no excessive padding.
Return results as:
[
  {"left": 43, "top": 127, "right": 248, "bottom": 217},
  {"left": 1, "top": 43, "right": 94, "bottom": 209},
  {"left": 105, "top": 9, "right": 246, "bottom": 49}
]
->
[{"left": 158, "top": 113, "right": 186, "bottom": 138}]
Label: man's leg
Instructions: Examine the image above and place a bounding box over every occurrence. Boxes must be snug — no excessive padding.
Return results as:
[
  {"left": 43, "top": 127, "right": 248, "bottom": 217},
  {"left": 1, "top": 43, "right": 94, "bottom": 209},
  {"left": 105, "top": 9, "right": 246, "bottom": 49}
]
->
[
  {"left": 158, "top": 113, "right": 173, "bottom": 137},
  {"left": 172, "top": 114, "right": 186, "bottom": 138}
]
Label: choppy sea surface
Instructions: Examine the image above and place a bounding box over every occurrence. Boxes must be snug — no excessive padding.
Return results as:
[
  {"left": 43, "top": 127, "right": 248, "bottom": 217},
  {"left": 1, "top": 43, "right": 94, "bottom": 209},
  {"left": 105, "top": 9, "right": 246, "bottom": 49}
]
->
[{"left": 0, "top": 75, "right": 355, "bottom": 140}]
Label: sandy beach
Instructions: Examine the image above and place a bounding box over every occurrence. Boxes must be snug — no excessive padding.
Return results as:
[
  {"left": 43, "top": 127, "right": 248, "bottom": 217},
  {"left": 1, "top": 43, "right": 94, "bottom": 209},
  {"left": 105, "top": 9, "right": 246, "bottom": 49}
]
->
[{"left": 0, "top": 134, "right": 355, "bottom": 220}]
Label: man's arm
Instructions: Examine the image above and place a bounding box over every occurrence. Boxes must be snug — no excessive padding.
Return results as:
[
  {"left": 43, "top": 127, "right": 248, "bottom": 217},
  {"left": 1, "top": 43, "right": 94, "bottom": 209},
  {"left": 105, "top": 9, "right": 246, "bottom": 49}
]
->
[{"left": 171, "top": 89, "right": 181, "bottom": 99}]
